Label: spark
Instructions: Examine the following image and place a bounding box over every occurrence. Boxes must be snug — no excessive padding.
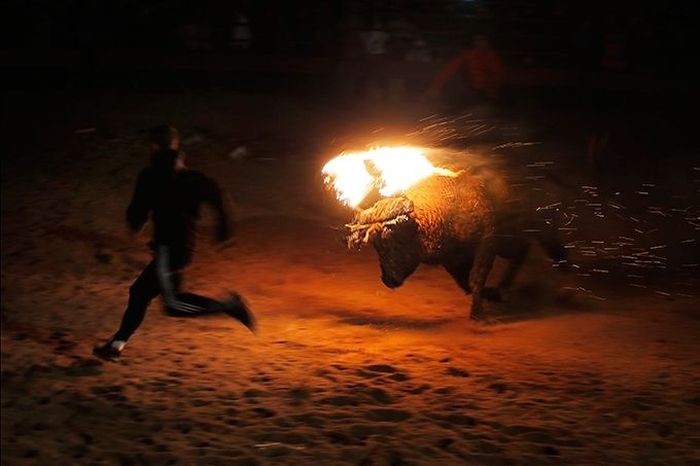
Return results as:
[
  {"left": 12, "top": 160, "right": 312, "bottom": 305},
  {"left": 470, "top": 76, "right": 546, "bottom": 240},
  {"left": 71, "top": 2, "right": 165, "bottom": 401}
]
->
[{"left": 492, "top": 142, "right": 542, "bottom": 150}]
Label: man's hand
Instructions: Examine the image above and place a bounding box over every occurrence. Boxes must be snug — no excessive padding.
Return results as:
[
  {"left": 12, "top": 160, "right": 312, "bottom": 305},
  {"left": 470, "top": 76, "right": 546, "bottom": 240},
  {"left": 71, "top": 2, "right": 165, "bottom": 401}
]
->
[
  {"left": 215, "top": 221, "right": 236, "bottom": 251},
  {"left": 126, "top": 228, "right": 141, "bottom": 245},
  {"left": 215, "top": 237, "right": 236, "bottom": 252}
]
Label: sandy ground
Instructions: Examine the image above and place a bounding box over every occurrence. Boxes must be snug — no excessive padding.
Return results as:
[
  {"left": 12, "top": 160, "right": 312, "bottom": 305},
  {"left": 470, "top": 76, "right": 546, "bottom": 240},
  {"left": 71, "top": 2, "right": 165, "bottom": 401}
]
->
[{"left": 2, "top": 92, "right": 699, "bottom": 465}]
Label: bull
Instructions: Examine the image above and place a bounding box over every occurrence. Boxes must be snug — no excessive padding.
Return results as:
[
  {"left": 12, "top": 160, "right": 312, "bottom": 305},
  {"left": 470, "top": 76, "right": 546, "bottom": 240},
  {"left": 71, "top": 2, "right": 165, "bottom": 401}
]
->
[{"left": 345, "top": 171, "right": 567, "bottom": 319}]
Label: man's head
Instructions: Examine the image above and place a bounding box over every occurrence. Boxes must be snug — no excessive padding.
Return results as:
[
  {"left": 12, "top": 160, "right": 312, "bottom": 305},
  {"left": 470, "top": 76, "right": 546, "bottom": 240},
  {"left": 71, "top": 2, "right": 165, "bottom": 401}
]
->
[{"left": 149, "top": 125, "right": 180, "bottom": 152}]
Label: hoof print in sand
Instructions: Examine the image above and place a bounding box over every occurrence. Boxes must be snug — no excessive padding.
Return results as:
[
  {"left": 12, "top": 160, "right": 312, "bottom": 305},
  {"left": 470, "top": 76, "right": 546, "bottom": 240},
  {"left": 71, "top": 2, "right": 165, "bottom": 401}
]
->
[
  {"left": 433, "top": 387, "right": 455, "bottom": 395},
  {"left": 488, "top": 382, "right": 508, "bottom": 394},
  {"left": 402, "top": 384, "right": 431, "bottom": 395},
  {"left": 444, "top": 414, "right": 478, "bottom": 426},
  {"left": 321, "top": 395, "right": 360, "bottom": 407},
  {"left": 387, "top": 372, "right": 410, "bottom": 382},
  {"left": 287, "top": 387, "right": 310, "bottom": 406},
  {"left": 445, "top": 367, "right": 470, "bottom": 378},
  {"left": 252, "top": 407, "right": 276, "bottom": 418},
  {"left": 292, "top": 413, "right": 325, "bottom": 428},
  {"left": 243, "top": 389, "right": 263, "bottom": 399},
  {"left": 63, "top": 359, "right": 103, "bottom": 377},
  {"left": 366, "top": 409, "right": 411, "bottom": 422},
  {"left": 541, "top": 446, "right": 561, "bottom": 457},
  {"left": 363, "top": 387, "right": 393, "bottom": 405},
  {"left": 365, "top": 364, "right": 397, "bottom": 374},
  {"left": 324, "top": 430, "right": 356, "bottom": 445}
]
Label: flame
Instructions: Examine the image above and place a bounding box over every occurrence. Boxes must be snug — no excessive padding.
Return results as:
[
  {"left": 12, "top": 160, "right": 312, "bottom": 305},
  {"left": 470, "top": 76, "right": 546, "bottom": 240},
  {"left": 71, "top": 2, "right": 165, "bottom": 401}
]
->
[{"left": 322, "top": 146, "right": 458, "bottom": 208}]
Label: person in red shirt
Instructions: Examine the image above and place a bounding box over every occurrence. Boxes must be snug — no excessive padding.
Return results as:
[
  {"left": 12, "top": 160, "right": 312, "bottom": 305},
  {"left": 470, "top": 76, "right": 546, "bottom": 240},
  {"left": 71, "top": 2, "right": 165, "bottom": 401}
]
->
[{"left": 429, "top": 35, "right": 506, "bottom": 105}]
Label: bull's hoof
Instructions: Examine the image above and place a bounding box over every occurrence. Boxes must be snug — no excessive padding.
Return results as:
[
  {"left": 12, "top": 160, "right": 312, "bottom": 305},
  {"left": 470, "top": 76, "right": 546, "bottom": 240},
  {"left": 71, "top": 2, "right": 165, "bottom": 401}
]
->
[
  {"left": 482, "top": 287, "right": 502, "bottom": 302},
  {"left": 381, "top": 277, "right": 402, "bottom": 289}
]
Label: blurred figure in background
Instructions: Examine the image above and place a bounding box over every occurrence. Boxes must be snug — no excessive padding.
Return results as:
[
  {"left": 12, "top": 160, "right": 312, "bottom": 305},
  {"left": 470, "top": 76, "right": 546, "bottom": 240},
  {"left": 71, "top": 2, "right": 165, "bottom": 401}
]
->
[
  {"left": 600, "top": 28, "right": 628, "bottom": 72},
  {"left": 360, "top": 16, "right": 390, "bottom": 101},
  {"left": 404, "top": 36, "right": 432, "bottom": 63},
  {"left": 230, "top": 10, "right": 252, "bottom": 50},
  {"left": 428, "top": 34, "right": 506, "bottom": 111}
]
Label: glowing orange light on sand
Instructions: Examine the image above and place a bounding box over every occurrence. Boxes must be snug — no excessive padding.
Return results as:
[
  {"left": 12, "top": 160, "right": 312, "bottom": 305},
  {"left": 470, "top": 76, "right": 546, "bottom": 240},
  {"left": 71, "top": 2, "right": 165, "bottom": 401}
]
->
[{"left": 322, "top": 147, "right": 458, "bottom": 208}]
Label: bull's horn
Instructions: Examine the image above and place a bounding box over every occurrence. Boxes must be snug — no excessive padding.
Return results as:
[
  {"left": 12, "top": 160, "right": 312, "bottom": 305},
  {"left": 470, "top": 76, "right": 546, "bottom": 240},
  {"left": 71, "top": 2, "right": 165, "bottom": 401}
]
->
[{"left": 346, "top": 223, "right": 383, "bottom": 249}]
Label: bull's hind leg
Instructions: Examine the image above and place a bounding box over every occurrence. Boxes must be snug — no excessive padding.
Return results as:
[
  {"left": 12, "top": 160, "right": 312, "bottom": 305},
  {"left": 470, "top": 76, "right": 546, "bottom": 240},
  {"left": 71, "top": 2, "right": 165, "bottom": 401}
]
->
[
  {"left": 498, "top": 241, "right": 530, "bottom": 292},
  {"left": 443, "top": 254, "right": 474, "bottom": 294},
  {"left": 469, "top": 239, "right": 496, "bottom": 320},
  {"left": 538, "top": 231, "right": 568, "bottom": 271}
]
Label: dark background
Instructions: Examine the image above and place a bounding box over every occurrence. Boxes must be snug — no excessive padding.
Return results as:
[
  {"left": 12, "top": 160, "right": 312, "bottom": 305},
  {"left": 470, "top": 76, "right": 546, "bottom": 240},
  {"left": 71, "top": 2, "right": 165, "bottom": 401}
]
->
[{"left": 2, "top": 0, "right": 698, "bottom": 93}]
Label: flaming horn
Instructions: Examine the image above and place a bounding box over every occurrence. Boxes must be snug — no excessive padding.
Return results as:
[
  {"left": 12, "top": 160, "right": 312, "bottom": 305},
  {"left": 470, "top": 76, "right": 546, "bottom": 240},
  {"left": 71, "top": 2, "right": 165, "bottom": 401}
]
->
[{"left": 345, "top": 197, "right": 415, "bottom": 249}]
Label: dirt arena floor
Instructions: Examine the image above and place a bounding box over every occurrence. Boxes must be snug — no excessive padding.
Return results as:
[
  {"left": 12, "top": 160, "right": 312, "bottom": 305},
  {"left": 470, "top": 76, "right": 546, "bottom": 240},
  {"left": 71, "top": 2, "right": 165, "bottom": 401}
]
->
[{"left": 2, "top": 92, "right": 699, "bottom": 465}]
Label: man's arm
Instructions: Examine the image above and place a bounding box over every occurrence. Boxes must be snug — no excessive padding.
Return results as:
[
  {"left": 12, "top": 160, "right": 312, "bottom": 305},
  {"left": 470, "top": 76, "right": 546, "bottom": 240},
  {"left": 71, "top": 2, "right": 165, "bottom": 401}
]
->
[
  {"left": 126, "top": 169, "right": 152, "bottom": 233},
  {"left": 200, "top": 175, "right": 235, "bottom": 243},
  {"left": 428, "top": 50, "right": 470, "bottom": 93}
]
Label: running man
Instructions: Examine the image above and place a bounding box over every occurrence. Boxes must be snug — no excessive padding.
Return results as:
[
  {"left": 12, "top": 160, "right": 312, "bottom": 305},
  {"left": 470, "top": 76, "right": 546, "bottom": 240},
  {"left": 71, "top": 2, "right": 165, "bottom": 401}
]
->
[{"left": 94, "top": 125, "right": 255, "bottom": 361}]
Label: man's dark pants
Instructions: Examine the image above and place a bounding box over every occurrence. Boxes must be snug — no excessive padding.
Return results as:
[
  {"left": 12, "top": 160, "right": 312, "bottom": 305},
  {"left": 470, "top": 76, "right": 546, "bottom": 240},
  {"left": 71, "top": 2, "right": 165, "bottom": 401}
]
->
[{"left": 113, "top": 245, "right": 227, "bottom": 342}]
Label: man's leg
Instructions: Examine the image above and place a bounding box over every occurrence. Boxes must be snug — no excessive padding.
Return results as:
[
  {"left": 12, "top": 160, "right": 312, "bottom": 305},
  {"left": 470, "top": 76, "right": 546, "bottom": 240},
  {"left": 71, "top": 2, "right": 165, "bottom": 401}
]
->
[
  {"left": 94, "top": 261, "right": 160, "bottom": 360},
  {"left": 156, "top": 245, "right": 210, "bottom": 316},
  {"left": 156, "top": 245, "right": 256, "bottom": 331},
  {"left": 113, "top": 261, "right": 161, "bottom": 340}
]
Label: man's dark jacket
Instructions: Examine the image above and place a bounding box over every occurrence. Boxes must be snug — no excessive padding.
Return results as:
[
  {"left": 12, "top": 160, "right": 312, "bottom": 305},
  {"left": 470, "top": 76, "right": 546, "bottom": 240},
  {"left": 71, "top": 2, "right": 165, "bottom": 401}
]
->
[{"left": 126, "top": 149, "right": 233, "bottom": 262}]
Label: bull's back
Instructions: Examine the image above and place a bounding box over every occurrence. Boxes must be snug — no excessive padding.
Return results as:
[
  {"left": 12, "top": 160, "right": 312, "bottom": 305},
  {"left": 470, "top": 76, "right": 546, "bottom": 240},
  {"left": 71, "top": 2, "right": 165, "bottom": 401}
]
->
[{"left": 404, "top": 173, "right": 495, "bottom": 260}]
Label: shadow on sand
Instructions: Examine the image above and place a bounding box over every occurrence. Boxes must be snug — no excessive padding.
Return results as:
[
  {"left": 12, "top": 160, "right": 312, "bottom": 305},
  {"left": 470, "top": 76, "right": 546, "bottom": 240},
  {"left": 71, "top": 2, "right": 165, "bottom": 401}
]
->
[{"left": 325, "top": 308, "right": 457, "bottom": 331}]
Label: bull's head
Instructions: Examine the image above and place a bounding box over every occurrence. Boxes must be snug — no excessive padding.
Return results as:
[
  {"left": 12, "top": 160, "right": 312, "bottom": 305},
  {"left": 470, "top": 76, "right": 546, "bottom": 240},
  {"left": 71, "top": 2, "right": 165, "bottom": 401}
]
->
[{"left": 346, "top": 197, "right": 421, "bottom": 288}]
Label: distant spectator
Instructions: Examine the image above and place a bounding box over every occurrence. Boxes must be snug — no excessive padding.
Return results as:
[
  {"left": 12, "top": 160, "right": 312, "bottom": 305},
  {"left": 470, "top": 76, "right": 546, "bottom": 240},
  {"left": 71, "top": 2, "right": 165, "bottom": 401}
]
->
[
  {"left": 230, "top": 12, "right": 251, "bottom": 50},
  {"left": 573, "top": 19, "right": 600, "bottom": 71},
  {"left": 427, "top": 34, "right": 505, "bottom": 114},
  {"left": 359, "top": 17, "right": 391, "bottom": 100},
  {"left": 600, "top": 29, "right": 628, "bottom": 71},
  {"left": 626, "top": 14, "right": 652, "bottom": 71},
  {"left": 572, "top": 18, "right": 602, "bottom": 100},
  {"left": 386, "top": 15, "right": 416, "bottom": 59},
  {"left": 179, "top": 23, "right": 212, "bottom": 52},
  {"left": 429, "top": 34, "right": 506, "bottom": 103},
  {"left": 360, "top": 17, "right": 390, "bottom": 57},
  {"left": 405, "top": 37, "right": 432, "bottom": 63}
]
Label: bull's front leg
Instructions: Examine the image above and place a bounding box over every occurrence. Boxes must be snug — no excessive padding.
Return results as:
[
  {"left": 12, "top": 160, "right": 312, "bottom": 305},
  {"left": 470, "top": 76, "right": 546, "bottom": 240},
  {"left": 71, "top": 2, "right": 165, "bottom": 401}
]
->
[
  {"left": 443, "top": 253, "right": 474, "bottom": 294},
  {"left": 497, "top": 240, "right": 530, "bottom": 292},
  {"left": 468, "top": 238, "right": 496, "bottom": 320}
]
